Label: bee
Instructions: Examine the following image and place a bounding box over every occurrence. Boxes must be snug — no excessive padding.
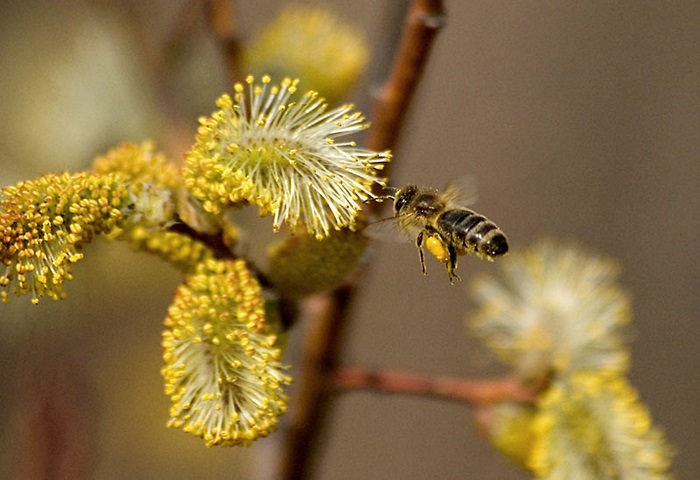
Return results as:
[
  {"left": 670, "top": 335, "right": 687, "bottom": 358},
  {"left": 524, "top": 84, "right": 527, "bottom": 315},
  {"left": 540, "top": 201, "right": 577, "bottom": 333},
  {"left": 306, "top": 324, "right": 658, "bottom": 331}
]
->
[{"left": 367, "top": 179, "right": 508, "bottom": 284}]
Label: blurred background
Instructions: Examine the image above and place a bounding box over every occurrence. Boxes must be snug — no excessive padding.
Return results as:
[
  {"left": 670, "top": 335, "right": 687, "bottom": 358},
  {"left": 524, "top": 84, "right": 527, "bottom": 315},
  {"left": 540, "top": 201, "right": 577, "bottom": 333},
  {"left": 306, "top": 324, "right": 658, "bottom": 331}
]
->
[{"left": 1, "top": 0, "right": 698, "bottom": 478}]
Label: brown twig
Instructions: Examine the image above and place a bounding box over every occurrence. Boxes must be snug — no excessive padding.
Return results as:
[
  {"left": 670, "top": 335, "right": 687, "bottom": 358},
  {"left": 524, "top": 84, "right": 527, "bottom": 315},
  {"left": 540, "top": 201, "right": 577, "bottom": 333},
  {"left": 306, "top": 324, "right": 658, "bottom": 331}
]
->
[
  {"left": 334, "top": 367, "right": 536, "bottom": 405},
  {"left": 278, "top": 2, "right": 446, "bottom": 480},
  {"left": 279, "top": 287, "right": 354, "bottom": 480},
  {"left": 121, "top": 0, "right": 201, "bottom": 158},
  {"left": 366, "top": 0, "right": 447, "bottom": 153},
  {"left": 9, "top": 352, "right": 95, "bottom": 480},
  {"left": 206, "top": 0, "right": 242, "bottom": 83}
]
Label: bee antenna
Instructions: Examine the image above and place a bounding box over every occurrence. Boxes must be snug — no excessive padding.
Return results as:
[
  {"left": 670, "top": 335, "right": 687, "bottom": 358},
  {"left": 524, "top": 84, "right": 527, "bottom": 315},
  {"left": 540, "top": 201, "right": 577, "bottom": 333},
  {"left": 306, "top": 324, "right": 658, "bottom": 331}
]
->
[
  {"left": 377, "top": 186, "right": 399, "bottom": 202},
  {"left": 365, "top": 186, "right": 399, "bottom": 203}
]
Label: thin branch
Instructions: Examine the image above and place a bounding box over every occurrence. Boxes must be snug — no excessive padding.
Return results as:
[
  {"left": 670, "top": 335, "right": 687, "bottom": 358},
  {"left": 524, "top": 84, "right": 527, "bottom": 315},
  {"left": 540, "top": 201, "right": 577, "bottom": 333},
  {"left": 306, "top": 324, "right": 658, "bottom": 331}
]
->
[
  {"left": 120, "top": 0, "right": 200, "bottom": 158},
  {"left": 168, "top": 220, "right": 231, "bottom": 259},
  {"left": 278, "top": 286, "right": 354, "bottom": 480},
  {"left": 334, "top": 367, "right": 536, "bottom": 405},
  {"left": 9, "top": 353, "right": 95, "bottom": 480},
  {"left": 206, "top": 0, "right": 242, "bottom": 83},
  {"left": 366, "top": 0, "right": 446, "bottom": 153},
  {"left": 278, "top": 2, "right": 446, "bottom": 480}
]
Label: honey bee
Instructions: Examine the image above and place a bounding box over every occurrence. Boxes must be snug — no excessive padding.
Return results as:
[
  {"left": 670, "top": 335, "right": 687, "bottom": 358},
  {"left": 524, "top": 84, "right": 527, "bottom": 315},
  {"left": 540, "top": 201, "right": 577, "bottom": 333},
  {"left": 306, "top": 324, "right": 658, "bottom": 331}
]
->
[{"left": 367, "top": 179, "right": 508, "bottom": 284}]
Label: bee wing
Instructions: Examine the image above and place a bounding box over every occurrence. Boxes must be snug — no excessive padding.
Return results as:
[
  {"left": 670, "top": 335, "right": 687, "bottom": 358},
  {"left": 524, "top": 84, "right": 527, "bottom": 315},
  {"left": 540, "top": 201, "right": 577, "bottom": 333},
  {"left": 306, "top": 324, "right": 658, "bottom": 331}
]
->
[
  {"left": 444, "top": 175, "right": 479, "bottom": 206},
  {"left": 364, "top": 214, "right": 420, "bottom": 244}
]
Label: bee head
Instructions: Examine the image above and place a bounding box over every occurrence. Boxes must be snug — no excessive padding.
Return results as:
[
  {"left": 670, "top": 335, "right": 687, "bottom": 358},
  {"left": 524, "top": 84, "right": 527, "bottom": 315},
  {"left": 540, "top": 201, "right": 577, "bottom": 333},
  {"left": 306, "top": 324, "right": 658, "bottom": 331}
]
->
[{"left": 394, "top": 185, "right": 418, "bottom": 214}]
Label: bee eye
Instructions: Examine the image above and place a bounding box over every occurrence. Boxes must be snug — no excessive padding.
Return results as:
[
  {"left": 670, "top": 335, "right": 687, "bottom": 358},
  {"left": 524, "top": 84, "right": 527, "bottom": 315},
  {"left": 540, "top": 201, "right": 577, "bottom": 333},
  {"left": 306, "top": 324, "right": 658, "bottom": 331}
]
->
[
  {"left": 394, "top": 195, "right": 409, "bottom": 213},
  {"left": 394, "top": 186, "right": 417, "bottom": 213}
]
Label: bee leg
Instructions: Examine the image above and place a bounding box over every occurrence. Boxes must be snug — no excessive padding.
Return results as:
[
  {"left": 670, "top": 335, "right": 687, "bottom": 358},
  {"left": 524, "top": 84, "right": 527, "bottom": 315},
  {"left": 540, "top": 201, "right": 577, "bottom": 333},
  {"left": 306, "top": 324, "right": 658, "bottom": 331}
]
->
[
  {"left": 416, "top": 231, "right": 427, "bottom": 275},
  {"left": 446, "top": 244, "right": 461, "bottom": 284}
]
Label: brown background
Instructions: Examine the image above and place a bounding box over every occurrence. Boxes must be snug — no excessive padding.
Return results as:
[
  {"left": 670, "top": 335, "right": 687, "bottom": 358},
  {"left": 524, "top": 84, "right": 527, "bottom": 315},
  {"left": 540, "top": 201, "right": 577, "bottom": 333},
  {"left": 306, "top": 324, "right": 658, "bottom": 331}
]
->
[{"left": 1, "top": 1, "right": 698, "bottom": 479}]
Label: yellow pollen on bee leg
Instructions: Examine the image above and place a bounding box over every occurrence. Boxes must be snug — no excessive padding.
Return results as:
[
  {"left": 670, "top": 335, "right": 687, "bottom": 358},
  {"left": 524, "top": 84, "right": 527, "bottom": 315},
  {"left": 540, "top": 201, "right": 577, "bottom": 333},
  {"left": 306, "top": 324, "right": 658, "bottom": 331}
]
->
[{"left": 426, "top": 235, "right": 449, "bottom": 264}]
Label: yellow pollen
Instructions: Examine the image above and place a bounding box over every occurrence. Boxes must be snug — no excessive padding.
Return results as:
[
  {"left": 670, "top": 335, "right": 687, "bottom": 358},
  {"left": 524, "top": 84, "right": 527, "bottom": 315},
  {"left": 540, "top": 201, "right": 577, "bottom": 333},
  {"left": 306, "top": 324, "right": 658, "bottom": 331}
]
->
[{"left": 426, "top": 236, "right": 449, "bottom": 264}]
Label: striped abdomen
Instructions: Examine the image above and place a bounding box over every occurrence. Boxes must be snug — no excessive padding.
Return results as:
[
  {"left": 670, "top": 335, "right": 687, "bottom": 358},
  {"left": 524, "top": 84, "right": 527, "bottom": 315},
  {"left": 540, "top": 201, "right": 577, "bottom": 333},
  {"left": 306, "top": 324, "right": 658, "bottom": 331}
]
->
[{"left": 435, "top": 208, "right": 508, "bottom": 259}]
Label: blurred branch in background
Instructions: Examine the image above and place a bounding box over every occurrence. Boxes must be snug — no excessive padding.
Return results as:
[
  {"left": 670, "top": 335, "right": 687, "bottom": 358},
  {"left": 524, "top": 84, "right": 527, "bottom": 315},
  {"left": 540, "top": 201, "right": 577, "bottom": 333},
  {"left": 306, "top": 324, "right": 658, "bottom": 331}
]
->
[
  {"left": 366, "top": 0, "right": 446, "bottom": 154},
  {"left": 8, "top": 352, "right": 96, "bottom": 480},
  {"left": 334, "top": 367, "right": 536, "bottom": 405},
  {"left": 206, "top": 0, "right": 242, "bottom": 83},
  {"left": 272, "top": 1, "right": 445, "bottom": 479}
]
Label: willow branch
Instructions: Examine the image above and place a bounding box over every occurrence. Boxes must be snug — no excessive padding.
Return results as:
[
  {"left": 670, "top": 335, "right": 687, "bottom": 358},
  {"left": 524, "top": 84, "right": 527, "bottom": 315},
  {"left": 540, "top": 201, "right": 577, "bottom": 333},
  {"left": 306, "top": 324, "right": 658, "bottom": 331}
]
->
[
  {"left": 279, "top": 287, "right": 353, "bottom": 480},
  {"left": 334, "top": 367, "right": 536, "bottom": 405},
  {"left": 366, "top": 0, "right": 446, "bottom": 153},
  {"left": 10, "top": 353, "right": 94, "bottom": 480},
  {"left": 206, "top": 0, "right": 242, "bottom": 83},
  {"left": 278, "top": 2, "right": 446, "bottom": 480},
  {"left": 122, "top": 1, "right": 196, "bottom": 157}
]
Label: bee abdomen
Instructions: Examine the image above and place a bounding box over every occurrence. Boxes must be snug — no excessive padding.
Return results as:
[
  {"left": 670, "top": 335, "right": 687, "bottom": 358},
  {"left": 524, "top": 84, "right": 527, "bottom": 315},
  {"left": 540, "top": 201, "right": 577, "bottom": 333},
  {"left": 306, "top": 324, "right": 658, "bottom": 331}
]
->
[{"left": 437, "top": 209, "right": 508, "bottom": 258}]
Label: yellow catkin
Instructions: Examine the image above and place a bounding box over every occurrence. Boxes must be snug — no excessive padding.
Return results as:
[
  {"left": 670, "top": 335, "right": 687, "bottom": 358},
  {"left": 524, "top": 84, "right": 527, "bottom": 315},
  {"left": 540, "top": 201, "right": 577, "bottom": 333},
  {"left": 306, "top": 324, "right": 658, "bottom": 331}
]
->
[
  {"left": 123, "top": 226, "right": 215, "bottom": 273},
  {"left": 528, "top": 372, "right": 672, "bottom": 479},
  {"left": 161, "top": 258, "right": 291, "bottom": 447},
  {"left": 92, "top": 140, "right": 180, "bottom": 190},
  {"left": 1, "top": 172, "right": 132, "bottom": 303},
  {"left": 183, "top": 75, "right": 389, "bottom": 239},
  {"left": 468, "top": 240, "right": 631, "bottom": 380},
  {"left": 243, "top": 4, "right": 369, "bottom": 103},
  {"left": 488, "top": 403, "right": 538, "bottom": 469}
]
